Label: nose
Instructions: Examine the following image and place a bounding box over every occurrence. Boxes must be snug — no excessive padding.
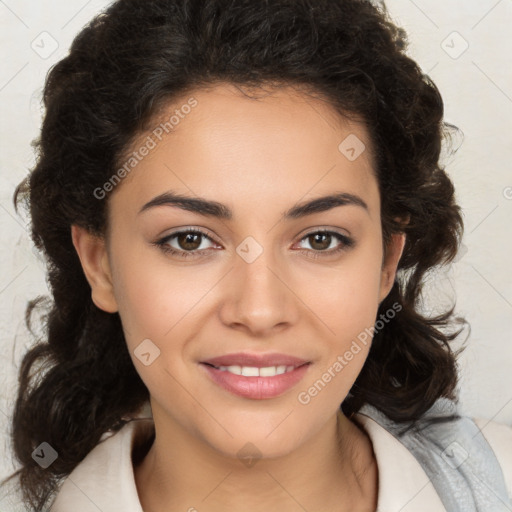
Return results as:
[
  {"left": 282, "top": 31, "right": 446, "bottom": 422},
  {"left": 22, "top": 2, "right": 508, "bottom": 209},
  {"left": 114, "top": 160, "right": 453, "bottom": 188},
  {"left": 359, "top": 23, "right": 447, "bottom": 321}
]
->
[{"left": 218, "top": 240, "right": 299, "bottom": 336}]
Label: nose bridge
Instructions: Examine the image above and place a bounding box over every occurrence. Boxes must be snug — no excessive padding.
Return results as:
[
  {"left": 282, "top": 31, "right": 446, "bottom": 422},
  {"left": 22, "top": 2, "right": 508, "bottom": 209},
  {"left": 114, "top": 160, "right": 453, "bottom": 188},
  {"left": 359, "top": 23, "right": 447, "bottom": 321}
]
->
[{"left": 221, "top": 234, "right": 296, "bottom": 332}]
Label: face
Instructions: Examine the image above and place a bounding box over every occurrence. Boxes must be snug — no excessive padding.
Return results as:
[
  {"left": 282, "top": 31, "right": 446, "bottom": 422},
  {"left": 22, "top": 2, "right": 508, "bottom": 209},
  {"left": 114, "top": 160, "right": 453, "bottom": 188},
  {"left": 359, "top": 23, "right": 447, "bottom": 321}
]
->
[{"left": 73, "top": 83, "right": 405, "bottom": 459}]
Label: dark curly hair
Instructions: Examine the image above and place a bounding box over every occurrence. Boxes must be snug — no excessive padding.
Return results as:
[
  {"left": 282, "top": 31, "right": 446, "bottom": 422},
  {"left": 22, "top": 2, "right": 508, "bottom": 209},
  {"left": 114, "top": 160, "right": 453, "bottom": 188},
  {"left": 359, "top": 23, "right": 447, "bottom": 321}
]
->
[{"left": 2, "top": 0, "right": 468, "bottom": 509}]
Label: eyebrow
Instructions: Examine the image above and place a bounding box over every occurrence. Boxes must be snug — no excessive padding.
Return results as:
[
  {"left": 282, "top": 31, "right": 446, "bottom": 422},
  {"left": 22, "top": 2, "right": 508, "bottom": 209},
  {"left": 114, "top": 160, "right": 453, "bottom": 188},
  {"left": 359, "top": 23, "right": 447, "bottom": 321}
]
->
[{"left": 138, "top": 190, "right": 369, "bottom": 220}]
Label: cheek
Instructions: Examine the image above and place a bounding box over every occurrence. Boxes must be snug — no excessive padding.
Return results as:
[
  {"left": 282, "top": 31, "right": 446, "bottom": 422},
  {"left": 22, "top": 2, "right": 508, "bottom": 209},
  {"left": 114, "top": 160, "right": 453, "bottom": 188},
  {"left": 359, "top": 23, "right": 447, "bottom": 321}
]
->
[
  {"left": 111, "top": 244, "right": 215, "bottom": 344},
  {"left": 296, "top": 289, "right": 380, "bottom": 414},
  {"left": 299, "top": 245, "right": 383, "bottom": 331},
  {"left": 296, "top": 245, "right": 382, "bottom": 385},
  {"left": 112, "top": 227, "right": 383, "bottom": 353},
  {"left": 110, "top": 252, "right": 211, "bottom": 410}
]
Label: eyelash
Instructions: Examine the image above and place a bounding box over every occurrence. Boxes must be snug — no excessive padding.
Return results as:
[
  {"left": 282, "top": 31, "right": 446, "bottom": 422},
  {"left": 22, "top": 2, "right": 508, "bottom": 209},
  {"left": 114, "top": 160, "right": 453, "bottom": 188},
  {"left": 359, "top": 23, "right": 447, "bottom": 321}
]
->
[{"left": 153, "top": 228, "right": 355, "bottom": 260}]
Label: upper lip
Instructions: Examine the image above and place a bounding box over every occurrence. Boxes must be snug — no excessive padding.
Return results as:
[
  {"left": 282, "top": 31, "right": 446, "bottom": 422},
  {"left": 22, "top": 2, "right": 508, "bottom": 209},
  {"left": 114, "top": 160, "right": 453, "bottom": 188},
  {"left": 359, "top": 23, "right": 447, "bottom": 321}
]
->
[{"left": 201, "top": 352, "right": 310, "bottom": 368}]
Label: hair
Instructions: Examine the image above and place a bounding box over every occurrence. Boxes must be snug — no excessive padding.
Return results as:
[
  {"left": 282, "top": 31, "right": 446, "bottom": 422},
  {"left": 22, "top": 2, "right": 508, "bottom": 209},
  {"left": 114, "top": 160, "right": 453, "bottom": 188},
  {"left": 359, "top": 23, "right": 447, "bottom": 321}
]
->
[{"left": 2, "top": 0, "right": 468, "bottom": 509}]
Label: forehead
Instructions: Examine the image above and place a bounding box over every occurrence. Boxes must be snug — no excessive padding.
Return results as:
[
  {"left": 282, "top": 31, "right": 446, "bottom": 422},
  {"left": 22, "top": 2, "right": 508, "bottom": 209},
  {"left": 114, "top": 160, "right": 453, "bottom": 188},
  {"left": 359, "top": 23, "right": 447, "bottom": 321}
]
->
[{"left": 108, "top": 82, "right": 379, "bottom": 220}]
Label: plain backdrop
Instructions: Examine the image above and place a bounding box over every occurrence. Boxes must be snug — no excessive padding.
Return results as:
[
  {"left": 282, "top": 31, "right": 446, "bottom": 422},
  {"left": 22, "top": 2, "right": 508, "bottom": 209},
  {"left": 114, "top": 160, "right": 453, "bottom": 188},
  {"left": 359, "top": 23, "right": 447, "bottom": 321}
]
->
[{"left": 1, "top": 0, "right": 511, "bottom": 507}]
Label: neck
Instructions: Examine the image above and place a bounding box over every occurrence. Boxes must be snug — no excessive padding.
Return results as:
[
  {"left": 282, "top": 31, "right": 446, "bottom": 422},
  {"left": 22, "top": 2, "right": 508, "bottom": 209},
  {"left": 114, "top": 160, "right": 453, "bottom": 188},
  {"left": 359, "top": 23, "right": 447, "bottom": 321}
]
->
[{"left": 134, "top": 407, "right": 378, "bottom": 512}]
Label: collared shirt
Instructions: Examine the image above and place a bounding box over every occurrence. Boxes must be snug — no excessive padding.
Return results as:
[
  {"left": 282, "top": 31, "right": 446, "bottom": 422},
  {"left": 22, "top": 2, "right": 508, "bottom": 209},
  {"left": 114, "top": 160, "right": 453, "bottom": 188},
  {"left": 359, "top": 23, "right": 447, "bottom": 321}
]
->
[{"left": 45, "top": 411, "right": 512, "bottom": 512}]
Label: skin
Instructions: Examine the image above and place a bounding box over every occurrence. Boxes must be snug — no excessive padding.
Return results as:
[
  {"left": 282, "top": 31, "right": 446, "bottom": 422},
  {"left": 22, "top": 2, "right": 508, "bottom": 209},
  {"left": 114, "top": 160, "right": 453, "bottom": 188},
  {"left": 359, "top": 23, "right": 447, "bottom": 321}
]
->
[{"left": 71, "top": 82, "right": 406, "bottom": 512}]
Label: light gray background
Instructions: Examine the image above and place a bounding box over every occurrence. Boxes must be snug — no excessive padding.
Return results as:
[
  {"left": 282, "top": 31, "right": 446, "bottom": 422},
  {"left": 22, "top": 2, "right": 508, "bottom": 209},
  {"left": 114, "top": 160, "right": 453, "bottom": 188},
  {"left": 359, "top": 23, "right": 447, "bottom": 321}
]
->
[{"left": 1, "top": 0, "right": 511, "bottom": 508}]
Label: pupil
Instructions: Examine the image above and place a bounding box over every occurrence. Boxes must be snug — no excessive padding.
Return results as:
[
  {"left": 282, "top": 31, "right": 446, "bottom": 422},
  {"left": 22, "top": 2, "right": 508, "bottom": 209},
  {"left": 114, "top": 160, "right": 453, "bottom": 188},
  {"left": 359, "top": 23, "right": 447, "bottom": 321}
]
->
[
  {"left": 311, "top": 233, "right": 330, "bottom": 250},
  {"left": 179, "top": 232, "right": 201, "bottom": 250},
  {"left": 176, "top": 233, "right": 332, "bottom": 252}
]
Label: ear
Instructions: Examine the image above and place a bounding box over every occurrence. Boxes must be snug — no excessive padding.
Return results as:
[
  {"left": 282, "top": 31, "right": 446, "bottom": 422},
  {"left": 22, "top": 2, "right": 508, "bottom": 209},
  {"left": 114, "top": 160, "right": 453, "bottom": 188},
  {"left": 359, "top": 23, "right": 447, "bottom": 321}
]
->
[
  {"left": 378, "top": 231, "right": 406, "bottom": 304},
  {"left": 71, "top": 224, "right": 118, "bottom": 313}
]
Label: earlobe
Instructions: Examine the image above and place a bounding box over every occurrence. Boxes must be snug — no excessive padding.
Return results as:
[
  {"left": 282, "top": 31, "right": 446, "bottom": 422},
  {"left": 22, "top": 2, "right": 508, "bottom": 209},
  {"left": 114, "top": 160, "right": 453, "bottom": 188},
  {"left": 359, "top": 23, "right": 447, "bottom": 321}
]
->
[
  {"left": 70, "top": 225, "right": 118, "bottom": 313},
  {"left": 378, "top": 232, "right": 406, "bottom": 304}
]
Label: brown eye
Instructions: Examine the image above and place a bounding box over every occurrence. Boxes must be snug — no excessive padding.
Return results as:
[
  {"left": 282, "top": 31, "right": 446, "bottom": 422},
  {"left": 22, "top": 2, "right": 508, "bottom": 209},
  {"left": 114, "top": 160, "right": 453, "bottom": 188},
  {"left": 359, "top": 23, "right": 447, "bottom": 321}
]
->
[
  {"left": 307, "top": 233, "right": 333, "bottom": 251},
  {"left": 154, "top": 228, "right": 219, "bottom": 258},
  {"left": 176, "top": 232, "right": 203, "bottom": 251},
  {"left": 295, "top": 230, "right": 355, "bottom": 259}
]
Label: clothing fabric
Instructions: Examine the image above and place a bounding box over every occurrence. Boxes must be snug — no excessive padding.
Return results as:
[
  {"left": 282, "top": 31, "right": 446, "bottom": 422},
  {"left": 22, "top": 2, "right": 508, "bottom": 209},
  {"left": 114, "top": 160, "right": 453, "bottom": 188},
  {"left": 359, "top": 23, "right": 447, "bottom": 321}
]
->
[
  {"left": 357, "top": 398, "right": 512, "bottom": 511},
  {"left": 47, "top": 401, "right": 512, "bottom": 512}
]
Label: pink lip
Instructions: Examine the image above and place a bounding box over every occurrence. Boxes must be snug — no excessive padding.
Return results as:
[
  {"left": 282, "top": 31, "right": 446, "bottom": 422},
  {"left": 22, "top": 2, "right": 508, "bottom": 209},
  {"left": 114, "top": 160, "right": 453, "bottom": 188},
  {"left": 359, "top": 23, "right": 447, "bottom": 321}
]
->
[
  {"left": 200, "top": 364, "right": 310, "bottom": 399},
  {"left": 201, "top": 352, "right": 309, "bottom": 368}
]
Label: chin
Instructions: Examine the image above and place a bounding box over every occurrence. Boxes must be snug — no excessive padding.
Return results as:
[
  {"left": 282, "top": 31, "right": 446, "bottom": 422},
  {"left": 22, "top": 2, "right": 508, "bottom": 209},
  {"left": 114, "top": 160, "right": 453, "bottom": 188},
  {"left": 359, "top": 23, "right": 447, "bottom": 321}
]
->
[
  {"left": 191, "top": 410, "right": 312, "bottom": 463},
  {"left": 206, "top": 429, "right": 303, "bottom": 463}
]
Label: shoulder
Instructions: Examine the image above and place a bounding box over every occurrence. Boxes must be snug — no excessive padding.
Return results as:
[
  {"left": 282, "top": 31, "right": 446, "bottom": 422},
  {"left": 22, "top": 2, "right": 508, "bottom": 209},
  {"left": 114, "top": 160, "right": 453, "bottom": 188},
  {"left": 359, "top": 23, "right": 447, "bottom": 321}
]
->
[
  {"left": 354, "top": 399, "right": 512, "bottom": 511},
  {"left": 49, "top": 418, "right": 154, "bottom": 512},
  {"left": 353, "top": 411, "right": 448, "bottom": 511},
  {"left": 472, "top": 416, "right": 512, "bottom": 499}
]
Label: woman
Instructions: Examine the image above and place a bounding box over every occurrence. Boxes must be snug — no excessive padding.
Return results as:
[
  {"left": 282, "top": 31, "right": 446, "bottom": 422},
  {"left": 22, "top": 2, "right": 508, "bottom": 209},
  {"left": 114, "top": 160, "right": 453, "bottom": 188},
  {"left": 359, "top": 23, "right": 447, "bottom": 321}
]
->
[{"left": 2, "top": 0, "right": 511, "bottom": 511}]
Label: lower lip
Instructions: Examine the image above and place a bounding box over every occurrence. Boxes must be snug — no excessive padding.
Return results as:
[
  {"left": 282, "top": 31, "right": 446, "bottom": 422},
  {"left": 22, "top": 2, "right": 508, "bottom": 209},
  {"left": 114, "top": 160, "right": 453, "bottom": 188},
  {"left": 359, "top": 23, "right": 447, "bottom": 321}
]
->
[{"left": 200, "top": 363, "right": 311, "bottom": 400}]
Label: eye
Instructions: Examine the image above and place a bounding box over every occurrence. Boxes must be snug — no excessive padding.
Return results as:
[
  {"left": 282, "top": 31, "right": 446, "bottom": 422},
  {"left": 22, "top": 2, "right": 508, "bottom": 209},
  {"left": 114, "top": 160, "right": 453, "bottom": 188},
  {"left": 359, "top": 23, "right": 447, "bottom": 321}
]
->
[
  {"left": 294, "top": 229, "right": 354, "bottom": 258},
  {"left": 153, "top": 228, "right": 219, "bottom": 258},
  {"left": 153, "top": 227, "right": 355, "bottom": 260}
]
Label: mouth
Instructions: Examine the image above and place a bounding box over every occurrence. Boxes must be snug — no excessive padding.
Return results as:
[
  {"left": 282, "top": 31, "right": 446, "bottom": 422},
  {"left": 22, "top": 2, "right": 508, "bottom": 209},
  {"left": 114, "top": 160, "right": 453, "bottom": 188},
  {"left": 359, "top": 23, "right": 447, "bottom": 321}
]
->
[
  {"left": 199, "top": 352, "right": 312, "bottom": 400},
  {"left": 201, "top": 363, "right": 305, "bottom": 377}
]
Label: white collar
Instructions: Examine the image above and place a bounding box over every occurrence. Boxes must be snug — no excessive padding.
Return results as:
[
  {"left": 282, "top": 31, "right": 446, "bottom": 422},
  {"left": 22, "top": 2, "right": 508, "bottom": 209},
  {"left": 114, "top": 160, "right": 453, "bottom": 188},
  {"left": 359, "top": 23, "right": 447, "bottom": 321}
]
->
[
  {"left": 353, "top": 411, "right": 445, "bottom": 511},
  {"left": 50, "top": 413, "right": 446, "bottom": 511}
]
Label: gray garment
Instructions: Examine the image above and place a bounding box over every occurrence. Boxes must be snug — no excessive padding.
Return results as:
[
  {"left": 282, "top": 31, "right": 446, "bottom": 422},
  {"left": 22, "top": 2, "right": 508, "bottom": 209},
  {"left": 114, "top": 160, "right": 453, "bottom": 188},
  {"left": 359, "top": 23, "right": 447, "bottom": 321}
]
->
[{"left": 357, "top": 398, "right": 512, "bottom": 511}]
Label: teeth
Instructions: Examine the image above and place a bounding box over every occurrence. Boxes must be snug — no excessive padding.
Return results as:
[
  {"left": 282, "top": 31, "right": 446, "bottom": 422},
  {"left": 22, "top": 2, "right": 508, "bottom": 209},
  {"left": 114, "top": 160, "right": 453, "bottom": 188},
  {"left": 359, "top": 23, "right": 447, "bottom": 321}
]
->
[
  {"left": 216, "top": 365, "right": 296, "bottom": 377},
  {"left": 241, "top": 366, "right": 259, "bottom": 377}
]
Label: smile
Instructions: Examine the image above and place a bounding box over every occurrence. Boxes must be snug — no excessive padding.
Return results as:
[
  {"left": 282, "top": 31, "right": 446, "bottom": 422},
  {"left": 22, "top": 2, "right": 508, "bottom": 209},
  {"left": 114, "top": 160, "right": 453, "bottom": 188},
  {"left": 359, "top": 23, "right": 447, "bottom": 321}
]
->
[
  {"left": 200, "top": 360, "right": 311, "bottom": 400},
  {"left": 213, "top": 365, "right": 297, "bottom": 377}
]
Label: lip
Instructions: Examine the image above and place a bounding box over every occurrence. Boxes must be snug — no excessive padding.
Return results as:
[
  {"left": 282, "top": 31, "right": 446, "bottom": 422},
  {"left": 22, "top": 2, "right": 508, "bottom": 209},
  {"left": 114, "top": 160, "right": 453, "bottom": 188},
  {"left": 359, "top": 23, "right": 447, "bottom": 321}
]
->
[
  {"left": 199, "top": 352, "right": 311, "bottom": 400},
  {"left": 201, "top": 352, "right": 309, "bottom": 368}
]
